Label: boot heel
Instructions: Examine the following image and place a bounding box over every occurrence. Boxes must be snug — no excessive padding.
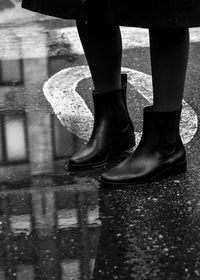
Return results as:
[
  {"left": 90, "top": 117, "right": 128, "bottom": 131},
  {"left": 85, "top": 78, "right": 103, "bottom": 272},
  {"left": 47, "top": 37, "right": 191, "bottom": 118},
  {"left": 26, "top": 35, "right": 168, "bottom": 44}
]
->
[
  {"left": 114, "top": 133, "right": 136, "bottom": 154},
  {"left": 158, "top": 160, "right": 187, "bottom": 179}
]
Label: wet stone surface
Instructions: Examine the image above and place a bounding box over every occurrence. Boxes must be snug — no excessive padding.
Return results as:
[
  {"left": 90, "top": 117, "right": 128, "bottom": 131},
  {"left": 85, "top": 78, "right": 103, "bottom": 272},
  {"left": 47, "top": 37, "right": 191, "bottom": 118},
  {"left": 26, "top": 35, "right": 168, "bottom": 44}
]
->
[{"left": 0, "top": 7, "right": 200, "bottom": 280}]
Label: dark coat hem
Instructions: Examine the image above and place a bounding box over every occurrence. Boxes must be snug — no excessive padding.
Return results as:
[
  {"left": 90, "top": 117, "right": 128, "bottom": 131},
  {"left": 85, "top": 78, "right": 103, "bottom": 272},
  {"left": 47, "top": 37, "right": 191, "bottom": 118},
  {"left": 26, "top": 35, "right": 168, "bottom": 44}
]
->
[{"left": 21, "top": 3, "right": 200, "bottom": 28}]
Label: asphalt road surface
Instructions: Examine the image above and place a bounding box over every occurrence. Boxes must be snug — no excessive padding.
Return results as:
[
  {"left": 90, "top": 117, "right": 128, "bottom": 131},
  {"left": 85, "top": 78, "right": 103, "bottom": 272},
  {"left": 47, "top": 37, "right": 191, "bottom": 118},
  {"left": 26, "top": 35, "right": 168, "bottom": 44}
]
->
[{"left": 0, "top": 3, "right": 200, "bottom": 280}]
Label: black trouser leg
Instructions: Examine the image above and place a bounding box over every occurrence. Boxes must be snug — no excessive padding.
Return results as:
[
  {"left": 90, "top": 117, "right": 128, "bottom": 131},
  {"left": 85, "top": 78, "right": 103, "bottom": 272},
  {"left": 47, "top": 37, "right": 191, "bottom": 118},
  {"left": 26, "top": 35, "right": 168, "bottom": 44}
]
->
[
  {"left": 149, "top": 28, "right": 189, "bottom": 112},
  {"left": 76, "top": 20, "right": 122, "bottom": 92}
]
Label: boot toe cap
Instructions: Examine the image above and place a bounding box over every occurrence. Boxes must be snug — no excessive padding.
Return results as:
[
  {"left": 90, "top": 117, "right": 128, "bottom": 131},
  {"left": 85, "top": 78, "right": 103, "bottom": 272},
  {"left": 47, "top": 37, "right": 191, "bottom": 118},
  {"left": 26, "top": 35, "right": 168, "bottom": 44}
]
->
[
  {"left": 99, "top": 157, "right": 154, "bottom": 186},
  {"left": 99, "top": 167, "right": 130, "bottom": 186},
  {"left": 67, "top": 152, "right": 106, "bottom": 170}
]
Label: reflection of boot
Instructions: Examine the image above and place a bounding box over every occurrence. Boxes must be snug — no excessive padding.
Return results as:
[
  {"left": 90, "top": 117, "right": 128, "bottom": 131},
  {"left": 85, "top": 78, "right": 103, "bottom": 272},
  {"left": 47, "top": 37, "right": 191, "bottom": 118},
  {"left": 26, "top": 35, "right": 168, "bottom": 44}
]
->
[
  {"left": 67, "top": 74, "right": 135, "bottom": 170},
  {"left": 100, "top": 106, "right": 187, "bottom": 186}
]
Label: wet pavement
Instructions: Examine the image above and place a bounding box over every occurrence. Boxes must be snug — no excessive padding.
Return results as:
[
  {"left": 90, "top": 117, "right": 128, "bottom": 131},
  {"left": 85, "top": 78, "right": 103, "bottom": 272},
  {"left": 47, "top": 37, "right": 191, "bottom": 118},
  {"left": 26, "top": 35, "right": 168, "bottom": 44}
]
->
[{"left": 0, "top": 3, "right": 200, "bottom": 280}]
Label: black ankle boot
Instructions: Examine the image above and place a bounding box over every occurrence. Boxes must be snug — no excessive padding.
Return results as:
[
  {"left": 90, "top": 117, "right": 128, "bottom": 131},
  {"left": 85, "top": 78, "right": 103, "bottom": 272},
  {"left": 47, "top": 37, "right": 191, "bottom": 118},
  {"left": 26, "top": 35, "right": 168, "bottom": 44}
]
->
[
  {"left": 67, "top": 74, "right": 135, "bottom": 170},
  {"left": 99, "top": 106, "right": 187, "bottom": 186}
]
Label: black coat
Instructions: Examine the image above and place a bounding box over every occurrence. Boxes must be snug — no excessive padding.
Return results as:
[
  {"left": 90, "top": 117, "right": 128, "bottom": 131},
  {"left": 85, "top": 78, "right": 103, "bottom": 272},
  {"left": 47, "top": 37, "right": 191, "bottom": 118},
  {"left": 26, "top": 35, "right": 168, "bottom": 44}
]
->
[{"left": 22, "top": 0, "right": 200, "bottom": 28}]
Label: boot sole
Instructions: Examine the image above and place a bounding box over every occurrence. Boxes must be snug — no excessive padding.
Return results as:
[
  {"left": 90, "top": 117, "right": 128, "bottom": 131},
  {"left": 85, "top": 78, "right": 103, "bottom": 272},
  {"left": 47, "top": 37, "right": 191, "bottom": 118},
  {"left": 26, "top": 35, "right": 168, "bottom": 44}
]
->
[
  {"left": 99, "top": 160, "right": 187, "bottom": 187},
  {"left": 67, "top": 132, "right": 136, "bottom": 171}
]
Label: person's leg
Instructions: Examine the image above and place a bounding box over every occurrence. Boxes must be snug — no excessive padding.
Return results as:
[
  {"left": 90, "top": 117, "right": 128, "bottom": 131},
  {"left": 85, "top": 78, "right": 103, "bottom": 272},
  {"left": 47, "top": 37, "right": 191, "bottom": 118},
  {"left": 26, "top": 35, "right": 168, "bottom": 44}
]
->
[
  {"left": 67, "top": 21, "right": 135, "bottom": 170},
  {"left": 99, "top": 28, "right": 190, "bottom": 186},
  {"left": 76, "top": 20, "right": 122, "bottom": 92},
  {"left": 149, "top": 28, "right": 189, "bottom": 112}
]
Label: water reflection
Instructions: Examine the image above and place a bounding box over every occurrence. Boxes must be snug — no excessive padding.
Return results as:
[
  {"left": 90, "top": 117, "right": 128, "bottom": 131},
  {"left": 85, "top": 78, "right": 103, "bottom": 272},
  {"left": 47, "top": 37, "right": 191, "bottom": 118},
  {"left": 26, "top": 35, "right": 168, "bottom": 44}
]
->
[
  {"left": 0, "top": 177, "right": 100, "bottom": 280},
  {"left": 0, "top": 23, "right": 100, "bottom": 280},
  {"left": 0, "top": 54, "right": 81, "bottom": 180},
  {"left": 0, "top": 23, "right": 82, "bottom": 179}
]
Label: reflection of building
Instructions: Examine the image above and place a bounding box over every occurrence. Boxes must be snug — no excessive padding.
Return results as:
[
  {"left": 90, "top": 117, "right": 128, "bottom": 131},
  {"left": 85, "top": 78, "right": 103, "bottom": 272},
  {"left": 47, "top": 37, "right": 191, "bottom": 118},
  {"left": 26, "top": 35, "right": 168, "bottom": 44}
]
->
[
  {"left": 0, "top": 178, "right": 100, "bottom": 280},
  {"left": 0, "top": 38, "right": 80, "bottom": 179},
  {"left": 0, "top": 25, "right": 99, "bottom": 280},
  {"left": 0, "top": 59, "right": 27, "bottom": 165}
]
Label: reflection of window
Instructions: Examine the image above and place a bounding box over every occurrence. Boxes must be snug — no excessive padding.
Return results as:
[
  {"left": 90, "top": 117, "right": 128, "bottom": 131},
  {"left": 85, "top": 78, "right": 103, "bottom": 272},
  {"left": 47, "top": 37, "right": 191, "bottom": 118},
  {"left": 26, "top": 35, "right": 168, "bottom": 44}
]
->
[
  {"left": 61, "top": 260, "right": 80, "bottom": 280},
  {"left": 0, "top": 60, "right": 23, "bottom": 86},
  {"left": 0, "top": 122, "right": 3, "bottom": 162},
  {"left": 53, "top": 115, "right": 80, "bottom": 159},
  {"left": 17, "top": 265, "right": 34, "bottom": 280},
  {"left": 0, "top": 112, "right": 28, "bottom": 164}
]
